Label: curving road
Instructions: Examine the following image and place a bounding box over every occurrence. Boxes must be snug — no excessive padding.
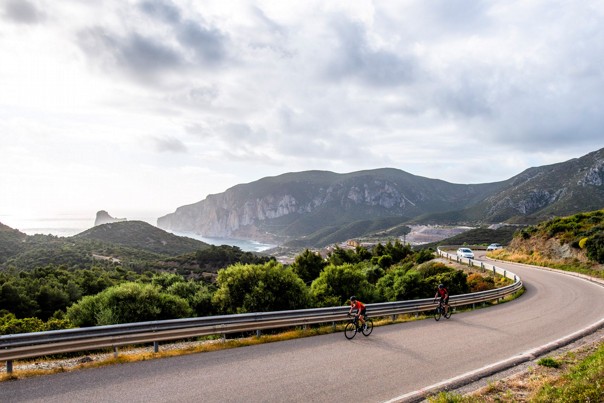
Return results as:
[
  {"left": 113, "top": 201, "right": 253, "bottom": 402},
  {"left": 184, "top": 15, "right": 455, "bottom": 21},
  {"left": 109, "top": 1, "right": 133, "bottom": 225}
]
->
[{"left": 3, "top": 253, "right": 604, "bottom": 403}]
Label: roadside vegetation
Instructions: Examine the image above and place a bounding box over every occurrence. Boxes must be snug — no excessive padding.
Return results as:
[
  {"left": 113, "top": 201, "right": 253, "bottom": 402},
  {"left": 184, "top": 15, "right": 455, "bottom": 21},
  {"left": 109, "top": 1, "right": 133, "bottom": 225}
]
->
[{"left": 1, "top": 239, "right": 503, "bottom": 334}]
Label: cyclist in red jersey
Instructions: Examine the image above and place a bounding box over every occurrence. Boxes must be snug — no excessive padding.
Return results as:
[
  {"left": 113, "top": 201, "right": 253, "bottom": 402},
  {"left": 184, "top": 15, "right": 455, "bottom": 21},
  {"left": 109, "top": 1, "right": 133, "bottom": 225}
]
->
[
  {"left": 433, "top": 284, "right": 450, "bottom": 315},
  {"left": 349, "top": 296, "right": 367, "bottom": 330}
]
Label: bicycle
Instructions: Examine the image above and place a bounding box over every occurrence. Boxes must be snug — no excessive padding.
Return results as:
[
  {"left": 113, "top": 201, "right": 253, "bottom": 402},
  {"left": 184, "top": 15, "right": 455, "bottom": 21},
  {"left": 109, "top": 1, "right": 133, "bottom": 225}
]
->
[
  {"left": 433, "top": 299, "right": 452, "bottom": 321},
  {"left": 345, "top": 313, "right": 374, "bottom": 339}
]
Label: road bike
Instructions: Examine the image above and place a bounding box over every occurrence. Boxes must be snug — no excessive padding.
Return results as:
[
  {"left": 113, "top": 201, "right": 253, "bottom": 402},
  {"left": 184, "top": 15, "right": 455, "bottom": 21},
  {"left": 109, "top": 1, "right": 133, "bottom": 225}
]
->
[
  {"left": 345, "top": 313, "right": 374, "bottom": 339},
  {"left": 433, "top": 300, "right": 452, "bottom": 321}
]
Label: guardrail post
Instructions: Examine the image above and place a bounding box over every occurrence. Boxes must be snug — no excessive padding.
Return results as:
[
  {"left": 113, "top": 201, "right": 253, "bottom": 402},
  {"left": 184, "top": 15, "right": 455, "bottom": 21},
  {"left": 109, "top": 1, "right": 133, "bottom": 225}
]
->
[
  {"left": 256, "top": 330, "right": 261, "bottom": 337},
  {"left": 113, "top": 346, "right": 118, "bottom": 358},
  {"left": 332, "top": 322, "right": 336, "bottom": 331},
  {"left": 6, "top": 360, "right": 12, "bottom": 373},
  {"left": 154, "top": 341, "right": 159, "bottom": 353}
]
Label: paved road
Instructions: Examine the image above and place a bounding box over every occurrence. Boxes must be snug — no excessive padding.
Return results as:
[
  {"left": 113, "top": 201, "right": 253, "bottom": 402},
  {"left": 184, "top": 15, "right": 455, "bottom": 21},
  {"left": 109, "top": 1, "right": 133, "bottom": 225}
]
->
[{"left": 4, "top": 254, "right": 604, "bottom": 403}]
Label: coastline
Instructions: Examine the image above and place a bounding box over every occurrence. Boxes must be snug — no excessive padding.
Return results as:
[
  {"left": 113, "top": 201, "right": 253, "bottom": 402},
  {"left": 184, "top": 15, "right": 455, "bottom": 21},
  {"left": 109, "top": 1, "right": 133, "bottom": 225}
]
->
[{"left": 0, "top": 216, "right": 274, "bottom": 253}]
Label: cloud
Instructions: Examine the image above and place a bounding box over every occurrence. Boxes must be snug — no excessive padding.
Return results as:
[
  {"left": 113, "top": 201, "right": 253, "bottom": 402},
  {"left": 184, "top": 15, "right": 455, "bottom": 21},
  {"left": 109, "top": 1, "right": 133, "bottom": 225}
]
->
[
  {"left": 324, "top": 16, "right": 416, "bottom": 86},
  {"left": 152, "top": 136, "right": 188, "bottom": 153},
  {"left": 2, "top": 0, "right": 44, "bottom": 24},
  {"left": 176, "top": 20, "right": 228, "bottom": 65},
  {"left": 139, "top": 0, "right": 181, "bottom": 24},
  {"left": 77, "top": 27, "right": 183, "bottom": 82}
]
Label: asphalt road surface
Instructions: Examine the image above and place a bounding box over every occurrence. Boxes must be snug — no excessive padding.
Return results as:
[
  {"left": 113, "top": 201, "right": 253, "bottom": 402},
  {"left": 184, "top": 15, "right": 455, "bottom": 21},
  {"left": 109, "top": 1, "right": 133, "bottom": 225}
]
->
[{"left": 3, "top": 253, "right": 604, "bottom": 403}]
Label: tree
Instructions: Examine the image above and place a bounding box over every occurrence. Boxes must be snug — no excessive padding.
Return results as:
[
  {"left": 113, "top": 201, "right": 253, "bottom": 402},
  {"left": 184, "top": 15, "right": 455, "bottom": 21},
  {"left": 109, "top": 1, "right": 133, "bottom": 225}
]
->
[
  {"left": 291, "top": 249, "right": 327, "bottom": 284},
  {"left": 36, "top": 284, "right": 70, "bottom": 321},
  {"left": 0, "top": 282, "right": 38, "bottom": 318},
  {"left": 310, "top": 263, "right": 374, "bottom": 307},
  {"left": 212, "top": 261, "right": 311, "bottom": 314},
  {"left": 376, "top": 263, "right": 419, "bottom": 301}
]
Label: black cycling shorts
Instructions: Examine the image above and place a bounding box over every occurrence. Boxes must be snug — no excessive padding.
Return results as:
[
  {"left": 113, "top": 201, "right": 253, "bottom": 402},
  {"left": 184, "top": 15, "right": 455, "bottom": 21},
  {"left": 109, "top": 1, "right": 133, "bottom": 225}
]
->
[
  {"left": 359, "top": 307, "right": 367, "bottom": 317},
  {"left": 440, "top": 296, "right": 449, "bottom": 304}
]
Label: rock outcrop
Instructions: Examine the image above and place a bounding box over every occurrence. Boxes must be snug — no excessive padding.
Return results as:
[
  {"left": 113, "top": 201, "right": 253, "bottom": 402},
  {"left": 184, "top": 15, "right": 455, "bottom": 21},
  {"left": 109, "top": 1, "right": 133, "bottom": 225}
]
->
[{"left": 94, "top": 210, "right": 127, "bottom": 226}]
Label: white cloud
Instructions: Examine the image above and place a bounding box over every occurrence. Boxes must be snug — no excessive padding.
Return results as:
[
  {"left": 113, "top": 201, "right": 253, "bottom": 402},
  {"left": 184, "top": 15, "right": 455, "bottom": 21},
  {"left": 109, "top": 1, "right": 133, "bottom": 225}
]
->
[{"left": 1, "top": 0, "right": 604, "bottom": 231}]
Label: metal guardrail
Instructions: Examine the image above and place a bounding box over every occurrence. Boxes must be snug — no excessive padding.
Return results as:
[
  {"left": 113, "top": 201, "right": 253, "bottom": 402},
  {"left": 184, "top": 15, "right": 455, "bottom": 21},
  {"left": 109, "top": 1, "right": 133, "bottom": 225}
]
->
[{"left": 0, "top": 248, "right": 522, "bottom": 373}]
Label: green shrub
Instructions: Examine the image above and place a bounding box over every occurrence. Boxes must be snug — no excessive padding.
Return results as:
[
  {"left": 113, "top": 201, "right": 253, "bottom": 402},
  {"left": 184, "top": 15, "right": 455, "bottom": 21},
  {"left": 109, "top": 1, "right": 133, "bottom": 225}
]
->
[
  {"left": 66, "top": 282, "right": 192, "bottom": 326},
  {"left": 0, "top": 312, "right": 73, "bottom": 335},
  {"left": 213, "top": 261, "right": 311, "bottom": 313},
  {"left": 585, "top": 233, "right": 604, "bottom": 263},
  {"left": 538, "top": 356, "right": 561, "bottom": 368}
]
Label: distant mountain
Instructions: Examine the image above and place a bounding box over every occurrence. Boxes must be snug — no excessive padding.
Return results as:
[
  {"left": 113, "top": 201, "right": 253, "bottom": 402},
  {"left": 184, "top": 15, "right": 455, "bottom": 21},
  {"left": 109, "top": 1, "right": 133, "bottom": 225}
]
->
[
  {"left": 74, "top": 221, "right": 209, "bottom": 256},
  {"left": 469, "top": 148, "right": 604, "bottom": 224},
  {"left": 94, "top": 210, "right": 127, "bottom": 226},
  {"left": 157, "top": 148, "right": 604, "bottom": 248}
]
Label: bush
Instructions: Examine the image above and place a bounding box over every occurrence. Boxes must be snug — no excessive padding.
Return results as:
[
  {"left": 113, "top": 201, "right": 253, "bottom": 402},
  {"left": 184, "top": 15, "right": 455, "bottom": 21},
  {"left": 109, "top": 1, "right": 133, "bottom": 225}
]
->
[
  {"left": 538, "top": 357, "right": 561, "bottom": 368},
  {"left": 310, "top": 263, "right": 374, "bottom": 306},
  {"left": 585, "top": 233, "right": 604, "bottom": 263},
  {"left": 66, "top": 282, "right": 192, "bottom": 326},
  {"left": 213, "top": 261, "right": 311, "bottom": 314},
  {"left": 0, "top": 312, "right": 73, "bottom": 335},
  {"left": 467, "top": 273, "right": 495, "bottom": 292}
]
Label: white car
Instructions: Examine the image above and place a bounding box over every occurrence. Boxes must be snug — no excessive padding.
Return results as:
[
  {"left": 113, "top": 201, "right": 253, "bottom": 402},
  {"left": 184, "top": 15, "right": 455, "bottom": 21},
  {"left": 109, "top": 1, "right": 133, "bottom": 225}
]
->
[
  {"left": 456, "top": 247, "right": 474, "bottom": 259},
  {"left": 486, "top": 243, "right": 503, "bottom": 251}
]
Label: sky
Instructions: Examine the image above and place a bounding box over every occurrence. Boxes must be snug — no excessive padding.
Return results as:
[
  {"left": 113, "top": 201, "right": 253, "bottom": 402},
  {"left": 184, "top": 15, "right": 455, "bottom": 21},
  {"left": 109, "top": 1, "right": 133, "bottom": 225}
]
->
[{"left": 1, "top": 0, "right": 604, "bottom": 232}]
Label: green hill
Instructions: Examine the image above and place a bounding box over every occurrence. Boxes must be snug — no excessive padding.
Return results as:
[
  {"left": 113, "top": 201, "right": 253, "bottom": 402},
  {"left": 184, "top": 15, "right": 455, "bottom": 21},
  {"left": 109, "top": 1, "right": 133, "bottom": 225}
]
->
[
  {"left": 0, "top": 221, "right": 211, "bottom": 272},
  {"left": 74, "top": 221, "right": 209, "bottom": 256},
  {"left": 0, "top": 223, "right": 28, "bottom": 263}
]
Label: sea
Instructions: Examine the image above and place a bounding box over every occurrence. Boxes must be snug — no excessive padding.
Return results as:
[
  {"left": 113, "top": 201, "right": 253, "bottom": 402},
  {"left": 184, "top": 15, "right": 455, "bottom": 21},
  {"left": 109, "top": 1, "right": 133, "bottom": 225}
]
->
[{"left": 1, "top": 216, "right": 275, "bottom": 253}]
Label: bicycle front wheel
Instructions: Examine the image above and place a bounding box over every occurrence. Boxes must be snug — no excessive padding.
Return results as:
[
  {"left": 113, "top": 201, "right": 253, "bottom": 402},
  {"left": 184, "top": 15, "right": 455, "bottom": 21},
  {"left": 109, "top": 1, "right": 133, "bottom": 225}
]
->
[
  {"left": 362, "top": 318, "right": 373, "bottom": 336},
  {"left": 344, "top": 322, "right": 357, "bottom": 339},
  {"left": 434, "top": 308, "right": 441, "bottom": 321}
]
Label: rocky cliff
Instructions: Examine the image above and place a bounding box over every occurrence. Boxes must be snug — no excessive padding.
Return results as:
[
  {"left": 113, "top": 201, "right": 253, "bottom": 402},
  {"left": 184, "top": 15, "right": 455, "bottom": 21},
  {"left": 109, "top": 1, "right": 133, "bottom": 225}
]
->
[
  {"left": 157, "top": 169, "right": 503, "bottom": 243},
  {"left": 94, "top": 210, "right": 127, "bottom": 226}
]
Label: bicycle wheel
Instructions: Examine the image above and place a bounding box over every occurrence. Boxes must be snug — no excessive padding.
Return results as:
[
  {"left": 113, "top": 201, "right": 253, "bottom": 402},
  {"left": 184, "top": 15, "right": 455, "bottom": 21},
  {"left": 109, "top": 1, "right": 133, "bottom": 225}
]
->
[
  {"left": 444, "top": 307, "right": 452, "bottom": 319},
  {"left": 344, "top": 322, "right": 357, "bottom": 339},
  {"left": 361, "top": 318, "right": 373, "bottom": 336},
  {"left": 434, "top": 307, "right": 441, "bottom": 321}
]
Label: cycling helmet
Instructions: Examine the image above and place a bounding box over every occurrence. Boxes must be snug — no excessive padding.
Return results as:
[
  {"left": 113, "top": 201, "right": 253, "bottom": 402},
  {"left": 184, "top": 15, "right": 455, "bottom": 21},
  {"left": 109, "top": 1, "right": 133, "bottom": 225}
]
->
[
  {"left": 438, "top": 284, "right": 444, "bottom": 289},
  {"left": 350, "top": 295, "right": 357, "bottom": 301}
]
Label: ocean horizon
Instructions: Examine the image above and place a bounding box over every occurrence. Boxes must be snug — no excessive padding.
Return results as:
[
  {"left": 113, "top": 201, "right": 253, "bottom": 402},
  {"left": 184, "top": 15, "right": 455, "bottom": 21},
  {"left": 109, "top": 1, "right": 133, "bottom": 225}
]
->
[{"left": 1, "top": 216, "right": 274, "bottom": 253}]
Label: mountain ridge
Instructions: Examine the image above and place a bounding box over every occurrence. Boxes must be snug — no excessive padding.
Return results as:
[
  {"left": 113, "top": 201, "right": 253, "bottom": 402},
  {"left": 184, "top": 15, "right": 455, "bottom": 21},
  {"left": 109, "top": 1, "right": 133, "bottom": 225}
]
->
[{"left": 158, "top": 148, "right": 604, "bottom": 248}]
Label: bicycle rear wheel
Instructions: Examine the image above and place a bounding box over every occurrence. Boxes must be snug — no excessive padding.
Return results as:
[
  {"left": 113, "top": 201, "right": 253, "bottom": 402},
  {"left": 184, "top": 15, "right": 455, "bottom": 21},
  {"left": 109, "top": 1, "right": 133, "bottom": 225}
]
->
[
  {"left": 361, "top": 318, "right": 373, "bottom": 336},
  {"left": 344, "top": 322, "right": 357, "bottom": 339}
]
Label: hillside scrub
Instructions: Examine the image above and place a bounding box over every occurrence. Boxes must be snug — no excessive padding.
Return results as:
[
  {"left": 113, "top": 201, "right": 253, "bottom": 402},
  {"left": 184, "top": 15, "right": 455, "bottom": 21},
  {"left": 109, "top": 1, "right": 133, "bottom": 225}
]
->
[{"left": 494, "top": 209, "right": 604, "bottom": 278}]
